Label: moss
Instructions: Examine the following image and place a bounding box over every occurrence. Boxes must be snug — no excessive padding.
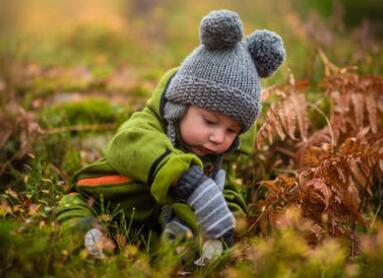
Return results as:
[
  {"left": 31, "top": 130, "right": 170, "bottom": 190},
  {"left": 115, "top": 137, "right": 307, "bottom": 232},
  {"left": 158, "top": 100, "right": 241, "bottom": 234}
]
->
[{"left": 39, "top": 97, "right": 131, "bottom": 128}]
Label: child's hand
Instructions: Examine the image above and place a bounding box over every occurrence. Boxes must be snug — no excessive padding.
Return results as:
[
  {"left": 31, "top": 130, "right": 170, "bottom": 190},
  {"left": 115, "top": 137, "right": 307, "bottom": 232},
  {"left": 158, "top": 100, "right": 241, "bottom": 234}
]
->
[
  {"left": 162, "top": 217, "right": 193, "bottom": 241},
  {"left": 84, "top": 228, "right": 106, "bottom": 259},
  {"left": 194, "top": 239, "right": 223, "bottom": 266},
  {"left": 171, "top": 166, "right": 235, "bottom": 240}
]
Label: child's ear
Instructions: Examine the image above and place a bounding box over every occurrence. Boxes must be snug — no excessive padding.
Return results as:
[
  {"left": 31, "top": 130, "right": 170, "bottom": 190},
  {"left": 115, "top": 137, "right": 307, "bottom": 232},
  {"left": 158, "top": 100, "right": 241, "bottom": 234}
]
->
[{"left": 247, "top": 30, "right": 286, "bottom": 78}]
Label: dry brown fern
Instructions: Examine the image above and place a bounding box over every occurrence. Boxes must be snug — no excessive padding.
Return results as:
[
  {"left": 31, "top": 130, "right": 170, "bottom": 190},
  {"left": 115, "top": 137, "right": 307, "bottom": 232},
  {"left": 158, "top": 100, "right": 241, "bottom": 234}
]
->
[
  {"left": 299, "top": 133, "right": 383, "bottom": 235},
  {"left": 257, "top": 64, "right": 383, "bottom": 151},
  {"left": 257, "top": 78, "right": 309, "bottom": 149},
  {"left": 322, "top": 70, "right": 383, "bottom": 143},
  {"left": 251, "top": 130, "right": 383, "bottom": 240},
  {"left": 248, "top": 51, "right": 383, "bottom": 251},
  {"left": 247, "top": 175, "right": 301, "bottom": 235},
  {"left": 252, "top": 77, "right": 383, "bottom": 237}
]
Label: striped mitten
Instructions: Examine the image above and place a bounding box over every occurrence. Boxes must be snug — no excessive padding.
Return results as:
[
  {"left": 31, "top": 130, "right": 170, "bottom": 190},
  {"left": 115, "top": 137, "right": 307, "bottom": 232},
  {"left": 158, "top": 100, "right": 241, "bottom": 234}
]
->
[
  {"left": 214, "top": 169, "right": 226, "bottom": 192},
  {"left": 171, "top": 165, "right": 235, "bottom": 240}
]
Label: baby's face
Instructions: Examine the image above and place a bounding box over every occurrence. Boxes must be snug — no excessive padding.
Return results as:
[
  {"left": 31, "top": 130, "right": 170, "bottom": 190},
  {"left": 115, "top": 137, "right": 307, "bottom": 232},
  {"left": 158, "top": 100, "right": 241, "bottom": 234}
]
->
[{"left": 179, "top": 106, "right": 241, "bottom": 157}]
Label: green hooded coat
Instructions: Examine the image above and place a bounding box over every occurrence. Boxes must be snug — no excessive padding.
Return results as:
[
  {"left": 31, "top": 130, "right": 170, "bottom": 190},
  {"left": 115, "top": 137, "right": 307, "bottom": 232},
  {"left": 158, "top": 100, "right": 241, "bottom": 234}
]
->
[{"left": 55, "top": 68, "right": 255, "bottom": 234}]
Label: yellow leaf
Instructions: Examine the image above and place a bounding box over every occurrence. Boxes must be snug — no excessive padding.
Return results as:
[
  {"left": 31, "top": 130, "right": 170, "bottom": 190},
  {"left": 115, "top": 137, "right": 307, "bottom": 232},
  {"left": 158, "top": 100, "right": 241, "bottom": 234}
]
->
[
  {"left": 0, "top": 200, "right": 13, "bottom": 217},
  {"left": 5, "top": 188, "right": 19, "bottom": 200}
]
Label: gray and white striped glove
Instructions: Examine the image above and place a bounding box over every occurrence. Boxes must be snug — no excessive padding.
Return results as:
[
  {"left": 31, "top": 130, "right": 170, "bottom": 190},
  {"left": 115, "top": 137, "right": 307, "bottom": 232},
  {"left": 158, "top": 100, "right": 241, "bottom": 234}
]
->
[
  {"left": 171, "top": 166, "right": 235, "bottom": 240},
  {"left": 214, "top": 169, "right": 226, "bottom": 192}
]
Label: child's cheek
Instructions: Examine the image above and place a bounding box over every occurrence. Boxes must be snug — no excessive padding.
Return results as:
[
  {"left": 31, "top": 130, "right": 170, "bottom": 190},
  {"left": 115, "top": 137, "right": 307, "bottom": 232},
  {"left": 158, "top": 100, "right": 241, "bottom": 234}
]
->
[{"left": 222, "top": 137, "right": 235, "bottom": 152}]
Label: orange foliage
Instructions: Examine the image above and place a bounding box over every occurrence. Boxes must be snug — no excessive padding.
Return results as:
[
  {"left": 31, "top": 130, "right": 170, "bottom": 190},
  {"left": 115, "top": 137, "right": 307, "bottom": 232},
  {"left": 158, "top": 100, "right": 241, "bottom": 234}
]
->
[
  {"left": 323, "top": 72, "right": 383, "bottom": 142},
  {"left": 252, "top": 66, "right": 383, "bottom": 247},
  {"left": 257, "top": 78, "right": 309, "bottom": 148}
]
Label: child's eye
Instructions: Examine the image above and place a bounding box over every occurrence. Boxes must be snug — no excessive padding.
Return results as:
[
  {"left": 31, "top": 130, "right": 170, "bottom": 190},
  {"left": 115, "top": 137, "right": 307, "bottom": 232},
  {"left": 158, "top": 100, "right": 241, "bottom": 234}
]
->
[
  {"left": 227, "top": 128, "right": 238, "bottom": 134},
  {"left": 204, "top": 118, "right": 216, "bottom": 126}
]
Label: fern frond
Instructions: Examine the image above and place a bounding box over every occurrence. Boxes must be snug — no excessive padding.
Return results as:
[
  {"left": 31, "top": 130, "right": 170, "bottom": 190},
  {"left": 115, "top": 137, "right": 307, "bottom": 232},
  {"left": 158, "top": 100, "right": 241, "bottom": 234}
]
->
[
  {"left": 323, "top": 71, "right": 383, "bottom": 141},
  {"left": 257, "top": 81, "right": 309, "bottom": 149}
]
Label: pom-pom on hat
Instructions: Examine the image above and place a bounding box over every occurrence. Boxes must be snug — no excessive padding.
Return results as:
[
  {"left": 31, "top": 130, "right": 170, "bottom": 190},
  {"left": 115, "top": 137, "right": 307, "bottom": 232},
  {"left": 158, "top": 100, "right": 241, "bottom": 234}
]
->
[{"left": 165, "top": 9, "right": 286, "bottom": 134}]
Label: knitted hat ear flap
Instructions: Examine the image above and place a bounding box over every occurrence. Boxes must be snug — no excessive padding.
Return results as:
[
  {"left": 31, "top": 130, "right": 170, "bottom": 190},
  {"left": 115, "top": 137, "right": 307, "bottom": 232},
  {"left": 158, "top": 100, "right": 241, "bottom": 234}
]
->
[
  {"left": 163, "top": 101, "right": 187, "bottom": 145},
  {"left": 247, "top": 30, "right": 286, "bottom": 78}
]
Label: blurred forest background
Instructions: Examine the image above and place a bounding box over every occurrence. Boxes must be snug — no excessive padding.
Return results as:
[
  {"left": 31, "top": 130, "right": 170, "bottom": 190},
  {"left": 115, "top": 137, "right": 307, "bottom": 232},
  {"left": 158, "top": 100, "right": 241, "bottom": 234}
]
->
[{"left": 0, "top": 0, "right": 383, "bottom": 277}]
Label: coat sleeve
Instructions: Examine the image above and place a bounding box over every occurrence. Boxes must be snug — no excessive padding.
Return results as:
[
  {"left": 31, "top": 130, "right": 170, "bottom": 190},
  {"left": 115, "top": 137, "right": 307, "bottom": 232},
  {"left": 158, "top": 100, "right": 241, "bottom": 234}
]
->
[{"left": 104, "top": 106, "right": 203, "bottom": 205}]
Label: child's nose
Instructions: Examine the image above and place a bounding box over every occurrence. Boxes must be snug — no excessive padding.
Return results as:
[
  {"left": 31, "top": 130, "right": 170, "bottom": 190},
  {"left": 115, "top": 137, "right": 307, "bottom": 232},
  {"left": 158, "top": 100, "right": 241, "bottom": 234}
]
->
[{"left": 209, "top": 129, "right": 225, "bottom": 144}]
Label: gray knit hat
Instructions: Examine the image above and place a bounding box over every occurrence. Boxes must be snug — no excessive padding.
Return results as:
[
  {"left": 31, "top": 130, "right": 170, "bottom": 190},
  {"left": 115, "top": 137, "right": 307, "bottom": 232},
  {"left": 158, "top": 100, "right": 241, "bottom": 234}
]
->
[{"left": 164, "top": 9, "right": 285, "bottom": 137}]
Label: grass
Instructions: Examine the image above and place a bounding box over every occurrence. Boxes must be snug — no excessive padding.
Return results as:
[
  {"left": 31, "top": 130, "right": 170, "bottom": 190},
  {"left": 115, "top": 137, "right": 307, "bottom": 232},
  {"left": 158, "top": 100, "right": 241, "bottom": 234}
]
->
[{"left": 0, "top": 0, "right": 382, "bottom": 276}]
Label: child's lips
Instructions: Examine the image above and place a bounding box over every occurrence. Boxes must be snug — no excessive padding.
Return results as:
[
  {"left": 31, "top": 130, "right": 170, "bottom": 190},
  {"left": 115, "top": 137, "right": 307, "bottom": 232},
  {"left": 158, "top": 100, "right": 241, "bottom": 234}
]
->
[{"left": 194, "top": 146, "right": 214, "bottom": 155}]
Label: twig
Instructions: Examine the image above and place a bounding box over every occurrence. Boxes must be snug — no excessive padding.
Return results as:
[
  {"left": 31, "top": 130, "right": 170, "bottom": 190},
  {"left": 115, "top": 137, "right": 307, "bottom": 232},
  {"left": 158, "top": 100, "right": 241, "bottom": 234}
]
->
[
  {"left": 370, "top": 203, "right": 382, "bottom": 229},
  {"left": 318, "top": 48, "right": 340, "bottom": 77},
  {"left": 0, "top": 152, "right": 22, "bottom": 176},
  {"left": 307, "top": 103, "right": 335, "bottom": 154},
  {"left": 275, "top": 146, "right": 296, "bottom": 158},
  {"left": 48, "top": 163, "right": 69, "bottom": 182},
  {"left": 43, "top": 123, "right": 117, "bottom": 135},
  {"left": 275, "top": 168, "right": 298, "bottom": 175}
]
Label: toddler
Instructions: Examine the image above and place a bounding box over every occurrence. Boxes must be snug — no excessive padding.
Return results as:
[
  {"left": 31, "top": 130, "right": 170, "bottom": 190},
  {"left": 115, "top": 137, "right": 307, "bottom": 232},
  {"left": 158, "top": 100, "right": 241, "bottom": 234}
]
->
[{"left": 55, "top": 9, "right": 285, "bottom": 261}]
